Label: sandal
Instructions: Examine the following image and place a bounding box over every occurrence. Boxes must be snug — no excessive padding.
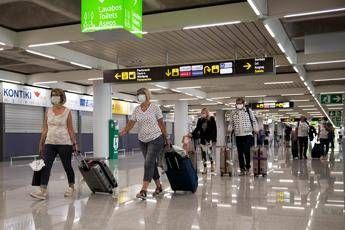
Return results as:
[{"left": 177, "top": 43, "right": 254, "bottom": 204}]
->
[
  {"left": 153, "top": 185, "right": 163, "bottom": 197},
  {"left": 136, "top": 190, "right": 147, "bottom": 200}
]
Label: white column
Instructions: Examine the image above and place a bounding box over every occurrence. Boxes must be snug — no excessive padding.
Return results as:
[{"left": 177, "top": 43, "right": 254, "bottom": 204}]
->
[
  {"left": 93, "top": 80, "right": 112, "bottom": 158},
  {"left": 174, "top": 101, "right": 188, "bottom": 147},
  {"left": 216, "top": 110, "right": 226, "bottom": 147},
  {"left": 216, "top": 110, "right": 226, "bottom": 174}
]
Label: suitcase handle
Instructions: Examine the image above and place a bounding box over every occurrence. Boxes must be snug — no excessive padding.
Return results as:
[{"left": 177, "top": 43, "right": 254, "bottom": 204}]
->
[{"left": 73, "top": 151, "right": 90, "bottom": 170}]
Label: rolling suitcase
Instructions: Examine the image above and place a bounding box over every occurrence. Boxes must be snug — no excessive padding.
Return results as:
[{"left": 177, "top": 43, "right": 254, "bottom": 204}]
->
[
  {"left": 220, "top": 135, "right": 232, "bottom": 177},
  {"left": 165, "top": 148, "right": 198, "bottom": 193},
  {"left": 252, "top": 137, "right": 268, "bottom": 177},
  {"left": 75, "top": 153, "right": 118, "bottom": 194},
  {"left": 291, "top": 139, "right": 299, "bottom": 159}
]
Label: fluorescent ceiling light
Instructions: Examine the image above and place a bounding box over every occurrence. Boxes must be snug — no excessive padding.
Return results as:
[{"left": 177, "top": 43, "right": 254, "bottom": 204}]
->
[
  {"left": 299, "top": 76, "right": 305, "bottom": 82},
  {"left": 148, "top": 88, "right": 162, "bottom": 91},
  {"left": 171, "top": 89, "right": 181, "bottom": 93},
  {"left": 0, "top": 78, "right": 21, "bottom": 84},
  {"left": 326, "top": 104, "right": 344, "bottom": 107},
  {"left": 328, "top": 107, "right": 343, "bottom": 110},
  {"left": 282, "top": 93, "right": 305, "bottom": 96},
  {"left": 34, "top": 81, "right": 58, "bottom": 85},
  {"left": 247, "top": 0, "right": 261, "bottom": 16},
  {"left": 251, "top": 206, "right": 268, "bottom": 210},
  {"left": 272, "top": 187, "right": 289, "bottom": 190},
  {"left": 293, "top": 66, "right": 299, "bottom": 73},
  {"left": 282, "top": 206, "right": 305, "bottom": 210},
  {"left": 131, "top": 31, "right": 148, "bottom": 35},
  {"left": 279, "top": 109, "right": 293, "bottom": 112},
  {"left": 206, "top": 98, "right": 214, "bottom": 102},
  {"left": 245, "top": 95, "right": 266, "bottom": 98},
  {"left": 277, "top": 43, "right": 286, "bottom": 53},
  {"left": 28, "top": 40, "right": 70, "bottom": 47},
  {"left": 303, "top": 108, "right": 317, "bottom": 111},
  {"left": 176, "top": 86, "right": 201, "bottom": 90},
  {"left": 210, "top": 97, "right": 231, "bottom": 100},
  {"left": 150, "top": 100, "right": 158, "bottom": 102},
  {"left": 262, "top": 100, "right": 277, "bottom": 103},
  {"left": 264, "top": 24, "right": 275, "bottom": 38},
  {"left": 88, "top": 77, "right": 103, "bottom": 81},
  {"left": 179, "top": 98, "right": 199, "bottom": 101},
  {"left": 154, "top": 84, "right": 168, "bottom": 89},
  {"left": 70, "top": 61, "right": 92, "bottom": 69},
  {"left": 0, "top": 48, "right": 4, "bottom": 51},
  {"left": 284, "top": 7, "right": 345, "bottom": 18},
  {"left": 264, "top": 81, "right": 293, "bottom": 85},
  {"left": 306, "top": 59, "right": 345, "bottom": 65},
  {"left": 320, "top": 91, "right": 345, "bottom": 94},
  {"left": 183, "top": 21, "right": 241, "bottom": 30},
  {"left": 26, "top": 49, "right": 55, "bottom": 59},
  {"left": 286, "top": 56, "right": 293, "bottom": 64},
  {"left": 184, "top": 92, "right": 194, "bottom": 96},
  {"left": 0, "top": 42, "right": 6, "bottom": 46},
  {"left": 196, "top": 96, "right": 204, "bottom": 99},
  {"left": 298, "top": 105, "right": 315, "bottom": 108},
  {"left": 314, "top": 78, "right": 345, "bottom": 82},
  {"left": 286, "top": 112, "right": 300, "bottom": 115}
]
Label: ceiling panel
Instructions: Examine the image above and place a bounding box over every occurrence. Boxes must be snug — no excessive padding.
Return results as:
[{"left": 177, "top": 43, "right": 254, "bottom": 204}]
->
[
  {"left": 1, "top": 64, "right": 57, "bottom": 74},
  {"left": 63, "top": 21, "right": 282, "bottom": 68},
  {"left": 305, "top": 62, "right": 345, "bottom": 71}
]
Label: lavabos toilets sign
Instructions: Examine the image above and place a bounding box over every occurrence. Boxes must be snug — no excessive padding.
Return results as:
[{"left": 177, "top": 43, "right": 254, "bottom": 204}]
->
[{"left": 0, "top": 83, "right": 93, "bottom": 111}]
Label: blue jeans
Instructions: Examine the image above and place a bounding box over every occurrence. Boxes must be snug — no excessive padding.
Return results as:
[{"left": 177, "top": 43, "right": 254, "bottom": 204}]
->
[{"left": 139, "top": 136, "right": 164, "bottom": 182}]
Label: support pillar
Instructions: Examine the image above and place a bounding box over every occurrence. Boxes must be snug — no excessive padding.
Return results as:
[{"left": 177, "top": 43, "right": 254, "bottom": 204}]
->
[
  {"left": 216, "top": 110, "right": 226, "bottom": 174},
  {"left": 174, "top": 101, "right": 188, "bottom": 147},
  {"left": 93, "top": 80, "right": 112, "bottom": 158}
]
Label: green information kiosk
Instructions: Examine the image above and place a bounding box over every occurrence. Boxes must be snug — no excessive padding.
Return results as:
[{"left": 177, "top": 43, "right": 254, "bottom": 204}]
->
[{"left": 109, "top": 120, "right": 119, "bottom": 159}]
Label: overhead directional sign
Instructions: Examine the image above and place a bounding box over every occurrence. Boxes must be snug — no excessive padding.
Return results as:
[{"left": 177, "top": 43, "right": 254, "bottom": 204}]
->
[
  {"left": 81, "top": 0, "right": 143, "bottom": 38},
  {"left": 320, "top": 94, "right": 343, "bottom": 104},
  {"left": 104, "top": 57, "right": 274, "bottom": 83},
  {"left": 250, "top": 102, "right": 294, "bottom": 109},
  {"left": 235, "top": 57, "right": 274, "bottom": 74},
  {"left": 329, "top": 110, "right": 343, "bottom": 127}
]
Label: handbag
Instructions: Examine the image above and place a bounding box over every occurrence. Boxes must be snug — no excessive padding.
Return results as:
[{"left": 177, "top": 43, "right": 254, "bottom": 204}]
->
[{"left": 32, "top": 170, "right": 42, "bottom": 186}]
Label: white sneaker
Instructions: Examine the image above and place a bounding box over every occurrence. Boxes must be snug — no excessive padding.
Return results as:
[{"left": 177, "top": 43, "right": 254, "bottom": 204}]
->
[
  {"left": 30, "top": 189, "right": 47, "bottom": 200},
  {"left": 64, "top": 187, "right": 75, "bottom": 197}
]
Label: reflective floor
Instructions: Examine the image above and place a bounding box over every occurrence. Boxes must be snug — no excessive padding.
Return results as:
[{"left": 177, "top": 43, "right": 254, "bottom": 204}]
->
[{"left": 0, "top": 143, "right": 344, "bottom": 230}]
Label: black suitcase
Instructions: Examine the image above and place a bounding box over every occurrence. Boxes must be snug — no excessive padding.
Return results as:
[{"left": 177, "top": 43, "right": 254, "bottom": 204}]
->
[
  {"left": 311, "top": 143, "right": 323, "bottom": 159},
  {"left": 165, "top": 150, "right": 198, "bottom": 193},
  {"left": 75, "top": 153, "right": 118, "bottom": 194}
]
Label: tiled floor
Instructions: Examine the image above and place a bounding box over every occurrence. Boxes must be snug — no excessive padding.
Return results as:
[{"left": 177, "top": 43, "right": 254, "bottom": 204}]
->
[{"left": 0, "top": 144, "right": 344, "bottom": 230}]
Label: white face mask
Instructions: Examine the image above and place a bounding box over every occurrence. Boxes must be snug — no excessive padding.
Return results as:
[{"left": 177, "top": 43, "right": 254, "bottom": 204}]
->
[
  {"left": 236, "top": 104, "right": 244, "bottom": 109},
  {"left": 137, "top": 94, "right": 146, "bottom": 103},
  {"left": 51, "top": 96, "right": 61, "bottom": 105}
]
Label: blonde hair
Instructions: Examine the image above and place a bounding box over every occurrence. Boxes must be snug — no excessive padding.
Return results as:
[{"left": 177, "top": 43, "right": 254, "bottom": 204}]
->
[
  {"left": 201, "top": 108, "right": 210, "bottom": 117},
  {"left": 137, "top": 88, "right": 151, "bottom": 101},
  {"left": 51, "top": 88, "right": 66, "bottom": 105}
]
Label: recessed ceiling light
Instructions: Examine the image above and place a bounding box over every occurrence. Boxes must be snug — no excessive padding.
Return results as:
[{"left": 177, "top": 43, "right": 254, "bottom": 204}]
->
[
  {"left": 326, "top": 104, "right": 344, "bottom": 107},
  {"left": 277, "top": 43, "right": 286, "bottom": 53},
  {"left": 245, "top": 95, "right": 266, "bottom": 98},
  {"left": 0, "top": 48, "right": 4, "bottom": 51},
  {"left": 33, "top": 81, "right": 58, "bottom": 85},
  {"left": 247, "top": 0, "right": 261, "bottom": 16},
  {"left": 88, "top": 77, "right": 103, "bottom": 81},
  {"left": 282, "top": 93, "right": 305, "bottom": 96},
  {"left": 0, "top": 78, "right": 22, "bottom": 84},
  {"left": 148, "top": 88, "right": 162, "bottom": 91},
  {"left": 28, "top": 40, "right": 70, "bottom": 47},
  {"left": 290, "top": 99, "right": 310, "bottom": 102},
  {"left": 314, "top": 78, "right": 345, "bottom": 82},
  {"left": 264, "top": 24, "right": 275, "bottom": 38},
  {"left": 306, "top": 60, "right": 345, "bottom": 65},
  {"left": 284, "top": 7, "right": 345, "bottom": 18},
  {"left": 0, "top": 42, "right": 6, "bottom": 46},
  {"left": 70, "top": 61, "right": 92, "bottom": 69},
  {"left": 176, "top": 86, "right": 202, "bottom": 90},
  {"left": 26, "top": 49, "right": 56, "bottom": 59},
  {"left": 179, "top": 98, "right": 199, "bottom": 101},
  {"left": 183, "top": 21, "right": 241, "bottom": 30},
  {"left": 286, "top": 56, "right": 293, "bottom": 64},
  {"left": 264, "top": 81, "right": 294, "bottom": 85}
]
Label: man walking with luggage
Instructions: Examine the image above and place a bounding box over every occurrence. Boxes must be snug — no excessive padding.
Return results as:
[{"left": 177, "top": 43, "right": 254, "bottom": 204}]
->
[
  {"left": 228, "top": 98, "right": 258, "bottom": 176},
  {"left": 297, "top": 116, "right": 309, "bottom": 160}
]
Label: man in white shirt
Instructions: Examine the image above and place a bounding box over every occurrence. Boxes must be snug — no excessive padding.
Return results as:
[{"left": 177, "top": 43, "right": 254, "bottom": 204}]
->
[
  {"left": 228, "top": 98, "right": 258, "bottom": 175},
  {"left": 297, "top": 116, "right": 309, "bottom": 159}
]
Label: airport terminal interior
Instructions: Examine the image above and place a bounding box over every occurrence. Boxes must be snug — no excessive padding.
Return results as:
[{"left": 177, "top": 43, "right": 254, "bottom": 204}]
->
[{"left": 0, "top": 0, "right": 344, "bottom": 229}]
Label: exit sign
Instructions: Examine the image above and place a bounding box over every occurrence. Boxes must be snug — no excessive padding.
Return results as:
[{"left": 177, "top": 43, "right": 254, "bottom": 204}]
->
[
  {"left": 320, "top": 94, "right": 343, "bottom": 104},
  {"left": 81, "top": 0, "right": 143, "bottom": 38}
]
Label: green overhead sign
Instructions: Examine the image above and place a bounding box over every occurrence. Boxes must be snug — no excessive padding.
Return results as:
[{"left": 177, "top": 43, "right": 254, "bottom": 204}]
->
[
  {"left": 329, "top": 110, "right": 343, "bottom": 127},
  {"left": 320, "top": 94, "right": 343, "bottom": 104},
  {"left": 81, "top": 0, "right": 143, "bottom": 38}
]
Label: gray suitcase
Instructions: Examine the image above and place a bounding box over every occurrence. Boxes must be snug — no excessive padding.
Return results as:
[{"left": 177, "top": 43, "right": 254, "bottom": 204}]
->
[{"left": 75, "top": 153, "right": 117, "bottom": 194}]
